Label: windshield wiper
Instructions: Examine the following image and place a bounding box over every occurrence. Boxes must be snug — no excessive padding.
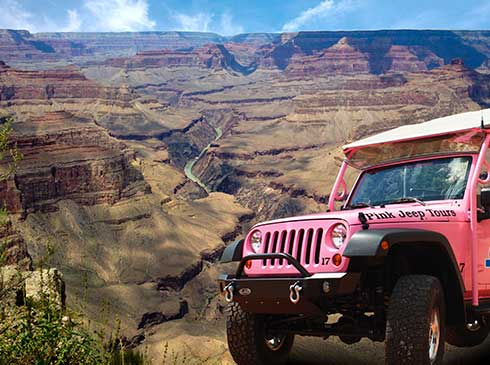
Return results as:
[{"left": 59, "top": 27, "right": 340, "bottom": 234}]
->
[
  {"left": 344, "top": 202, "right": 374, "bottom": 210},
  {"left": 385, "top": 197, "right": 426, "bottom": 206}
]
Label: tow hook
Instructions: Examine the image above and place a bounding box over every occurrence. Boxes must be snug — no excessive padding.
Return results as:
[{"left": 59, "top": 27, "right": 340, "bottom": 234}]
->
[
  {"left": 224, "top": 283, "right": 234, "bottom": 303},
  {"left": 289, "top": 281, "right": 303, "bottom": 304}
]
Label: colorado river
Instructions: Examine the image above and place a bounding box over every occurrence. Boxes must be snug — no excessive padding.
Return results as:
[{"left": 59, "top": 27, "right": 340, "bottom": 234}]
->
[{"left": 184, "top": 126, "right": 222, "bottom": 192}]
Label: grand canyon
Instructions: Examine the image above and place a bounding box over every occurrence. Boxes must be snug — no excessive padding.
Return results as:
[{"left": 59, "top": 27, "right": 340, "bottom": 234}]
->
[{"left": 1, "top": 28, "right": 490, "bottom": 363}]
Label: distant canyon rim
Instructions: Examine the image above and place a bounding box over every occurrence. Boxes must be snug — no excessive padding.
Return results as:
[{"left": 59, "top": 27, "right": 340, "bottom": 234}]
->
[{"left": 0, "top": 28, "right": 490, "bottom": 363}]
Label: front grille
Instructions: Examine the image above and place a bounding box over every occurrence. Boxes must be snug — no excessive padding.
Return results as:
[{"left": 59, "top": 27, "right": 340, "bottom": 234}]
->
[{"left": 262, "top": 228, "right": 324, "bottom": 267}]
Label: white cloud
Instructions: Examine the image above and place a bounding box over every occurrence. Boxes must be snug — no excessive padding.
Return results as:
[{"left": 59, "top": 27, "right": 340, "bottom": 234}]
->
[
  {"left": 0, "top": 1, "right": 83, "bottom": 33},
  {"left": 0, "top": 0, "right": 245, "bottom": 35},
  {"left": 61, "top": 9, "right": 82, "bottom": 32},
  {"left": 173, "top": 11, "right": 244, "bottom": 35},
  {"left": 173, "top": 12, "right": 213, "bottom": 32},
  {"left": 0, "top": 0, "right": 36, "bottom": 31},
  {"left": 282, "top": 0, "right": 359, "bottom": 32},
  {"left": 84, "top": 0, "right": 156, "bottom": 32},
  {"left": 219, "top": 11, "right": 244, "bottom": 36},
  {"left": 0, "top": 0, "right": 155, "bottom": 33}
]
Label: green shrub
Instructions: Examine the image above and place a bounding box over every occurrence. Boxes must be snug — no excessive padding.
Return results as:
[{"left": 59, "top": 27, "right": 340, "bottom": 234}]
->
[
  {"left": 0, "top": 271, "right": 104, "bottom": 364},
  {"left": 0, "top": 117, "right": 22, "bottom": 182},
  {"left": 0, "top": 270, "right": 149, "bottom": 365}
]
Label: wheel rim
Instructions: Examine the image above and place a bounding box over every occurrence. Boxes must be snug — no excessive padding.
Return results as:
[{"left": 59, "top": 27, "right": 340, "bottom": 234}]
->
[
  {"left": 429, "top": 308, "right": 441, "bottom": 363},
  {"left": 265, "top": 334, "right": 286, "bottom": 351}
]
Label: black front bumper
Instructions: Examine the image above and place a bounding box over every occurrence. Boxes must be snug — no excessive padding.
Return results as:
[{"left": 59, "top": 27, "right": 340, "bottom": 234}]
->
[{"left": 218, "top": 253, "right": 360, "bottom": 315}]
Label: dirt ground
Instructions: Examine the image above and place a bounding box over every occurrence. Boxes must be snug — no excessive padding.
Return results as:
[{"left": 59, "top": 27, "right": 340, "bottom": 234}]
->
[{"left": 288, "top": 335, "right": 490, "bottom": 364}]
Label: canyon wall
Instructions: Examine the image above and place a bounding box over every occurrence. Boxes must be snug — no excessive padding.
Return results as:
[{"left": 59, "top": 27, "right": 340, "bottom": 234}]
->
[
  {"left": 1, "top": 29, "right": 490, "bottom": 75},
  {"left": 1, "top": 28, "right": 490, "bottom": 363}
]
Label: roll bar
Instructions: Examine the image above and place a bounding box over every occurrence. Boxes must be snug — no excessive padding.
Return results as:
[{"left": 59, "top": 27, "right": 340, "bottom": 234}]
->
[
  {"left": 328, "top": 160, "right": 348, "bottom": 212},
  {"left": 469, "top": 133, "right": 490, "bottom": 306}
]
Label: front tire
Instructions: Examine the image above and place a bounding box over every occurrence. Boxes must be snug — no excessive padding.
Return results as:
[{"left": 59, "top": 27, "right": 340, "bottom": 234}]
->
[
  {"left": 386, "top": 275, "right": 446, "bottom": 365},
  {"left": 225, "top": 302, "right": 294, "bottom": 365}
]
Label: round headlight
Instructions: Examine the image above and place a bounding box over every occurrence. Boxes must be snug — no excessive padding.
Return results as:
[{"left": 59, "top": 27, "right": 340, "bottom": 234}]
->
[
  {"left": 250, "top": 230, "right": 262, "bottom": 253},
  {"left": 331, "top": 224, "right": 347, "bottom": 249}
]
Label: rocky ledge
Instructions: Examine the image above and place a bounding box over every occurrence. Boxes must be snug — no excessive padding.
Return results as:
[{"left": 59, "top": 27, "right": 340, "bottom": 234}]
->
[
  {"left": 105, "top": 44, "right": 254, "bottom": 75},
  {"left": 0, "top": 61, "right": 133, "bottom": 102},
  {"left": 0, "top": 111, "right": 150, "bottom": 215}
]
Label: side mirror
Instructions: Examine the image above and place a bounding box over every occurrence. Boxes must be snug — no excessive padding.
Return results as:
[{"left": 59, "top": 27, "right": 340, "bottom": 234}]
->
[
  {"left": 481, "top": 188, "right": 490, "bottom": 209},
  {"left": 338, "top": 193, "right": 350, "bottom": 202}
]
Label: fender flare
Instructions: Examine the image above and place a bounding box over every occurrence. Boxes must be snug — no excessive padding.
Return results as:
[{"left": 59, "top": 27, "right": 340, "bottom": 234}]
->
[
  {"left": 220, "top": 239, "right": 244, "bottom": 263},
  {"left": 344, "top": 228, "right": 465, "bottom": 324}
]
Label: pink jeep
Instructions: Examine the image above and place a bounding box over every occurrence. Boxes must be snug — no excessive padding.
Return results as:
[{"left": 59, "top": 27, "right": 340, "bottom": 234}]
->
[{"left": 219, "top": 109, "right": 490, "bottom": 365}]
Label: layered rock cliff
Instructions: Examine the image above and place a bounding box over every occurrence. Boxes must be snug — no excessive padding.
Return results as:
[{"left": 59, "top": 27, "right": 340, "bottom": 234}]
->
[
  {"left": 0, "top": 61, "right": 132, "bottom": 102},
  {"left": 285, "top": 37, "right": 370, "bottom": 76},
  {"left": 1, "top": 29, "right": 490, "bottom": 75},
  {"left": 2, "top": 28, "right": 490, "bottom": 363},
  {"left": 1, "top": 111, "right": 150, "bottom": 214}
]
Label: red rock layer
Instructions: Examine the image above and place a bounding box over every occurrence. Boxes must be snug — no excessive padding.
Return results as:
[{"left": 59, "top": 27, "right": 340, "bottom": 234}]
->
[
  {"left": 107, "top": 50, "right": 200, "bottom": 68},
  {"left": 1, "top": 111, "right": 150, "bottom": 214},
  {"left": 222, "top": 42, "right": 260, "bottom": 66},
  {"left": 0, "top": 218, "right": 32, "bottom": 270},
  {"left": 106, "top": 44, "right": 243, "bottom": 71},
  {"left": 286, "top": 37, "right": 370, "bottom": 76},
  {"left": 0, "top": 30, "right": 57, "bottom": 63},
  {"left": 0, "top": 63, "right": 133, "bottom": 101},
  {"left": 0, "top": 30, "right": 231, "bottom": 63},
  {"left": 384, "top": 45, "right": 428, "bottom": 73}
]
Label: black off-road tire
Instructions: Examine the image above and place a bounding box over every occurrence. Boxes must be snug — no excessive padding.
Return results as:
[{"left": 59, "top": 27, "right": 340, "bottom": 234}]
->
[
  {"left": 225, "top": 302, "right": 294, "bottom": 365},
  {"left": 386, "top": 275, "right": 446, "bottom": 365},
  {"left": 446, "top": 325, "right": 490, "bottom": 347}
]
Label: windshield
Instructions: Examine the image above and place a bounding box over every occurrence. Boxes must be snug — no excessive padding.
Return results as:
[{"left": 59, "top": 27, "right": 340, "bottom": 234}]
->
[{"left": 348, "top": 156, "right": 472, "bottom": 207}]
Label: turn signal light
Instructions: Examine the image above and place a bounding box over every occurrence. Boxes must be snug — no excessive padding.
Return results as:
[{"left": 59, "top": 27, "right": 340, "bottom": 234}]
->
[
  {"left": 332, "top": 253, "right": 342, "bottom": 266},
  {"left": 380, "top": 240, "right": 390, "bottom": 251},
  {"left": 245, "top": 260, "right": 252, "bottom": 269},
  {"left": 381, "top": 241, "right": 390, "bottom": 251}
]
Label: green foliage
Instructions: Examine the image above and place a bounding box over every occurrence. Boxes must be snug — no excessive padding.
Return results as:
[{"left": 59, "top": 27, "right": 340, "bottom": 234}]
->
[
  {"left": 0, "top": 117, "right": 22, "bottom": 183},
  {"left": 0, "top": 297, "right": 106, "bottom": 364},
  {"left": 111, "top": 349, "right": 147, "bottom": 365},
  {"left": 0, "top": 270, "right": 149, "bottom": 365},
  {"left": 0, "top": 207, "right": 7, "bottom": 226}
]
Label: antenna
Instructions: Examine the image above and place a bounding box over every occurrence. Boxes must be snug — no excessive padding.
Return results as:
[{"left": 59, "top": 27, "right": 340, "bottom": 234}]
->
[{"left": 482, "top": 110, "right": 485, "bottom": 129}]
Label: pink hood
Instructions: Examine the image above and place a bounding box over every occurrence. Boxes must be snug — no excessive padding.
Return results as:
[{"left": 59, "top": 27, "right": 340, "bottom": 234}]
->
[{"left": 253, "top": 200, "right": 467, "bottom": 228}]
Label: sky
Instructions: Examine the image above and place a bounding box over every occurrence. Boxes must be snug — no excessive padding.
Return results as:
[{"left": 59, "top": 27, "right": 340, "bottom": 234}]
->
[{"left": 0, "top": 0, "right": 489, "bottom": 35}]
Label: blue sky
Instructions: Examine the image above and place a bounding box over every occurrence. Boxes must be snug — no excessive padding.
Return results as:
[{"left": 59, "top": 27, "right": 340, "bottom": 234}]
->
[{"left": 0, "top": 0, "right": 489, "bottom": 35}]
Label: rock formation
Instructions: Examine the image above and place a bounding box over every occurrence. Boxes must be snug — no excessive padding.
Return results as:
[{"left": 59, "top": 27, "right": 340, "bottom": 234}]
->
[
  {"left": 286, "top": 37, "right": 370, "bottom": 76},
  {"left": 0, "top": 62, "right": 132, "bottom": 101},
  {"left": 106, "top": 44, "right": 253, "bottom": 74},
  {"left": 1, "top": 28, "right": 490, "bottom": 363},
  {"left": 0, "top": 218, "right": 32, "bottom": 270},
  {"left": 2, "top": 111, "right": 150, "bottom": 214}
]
